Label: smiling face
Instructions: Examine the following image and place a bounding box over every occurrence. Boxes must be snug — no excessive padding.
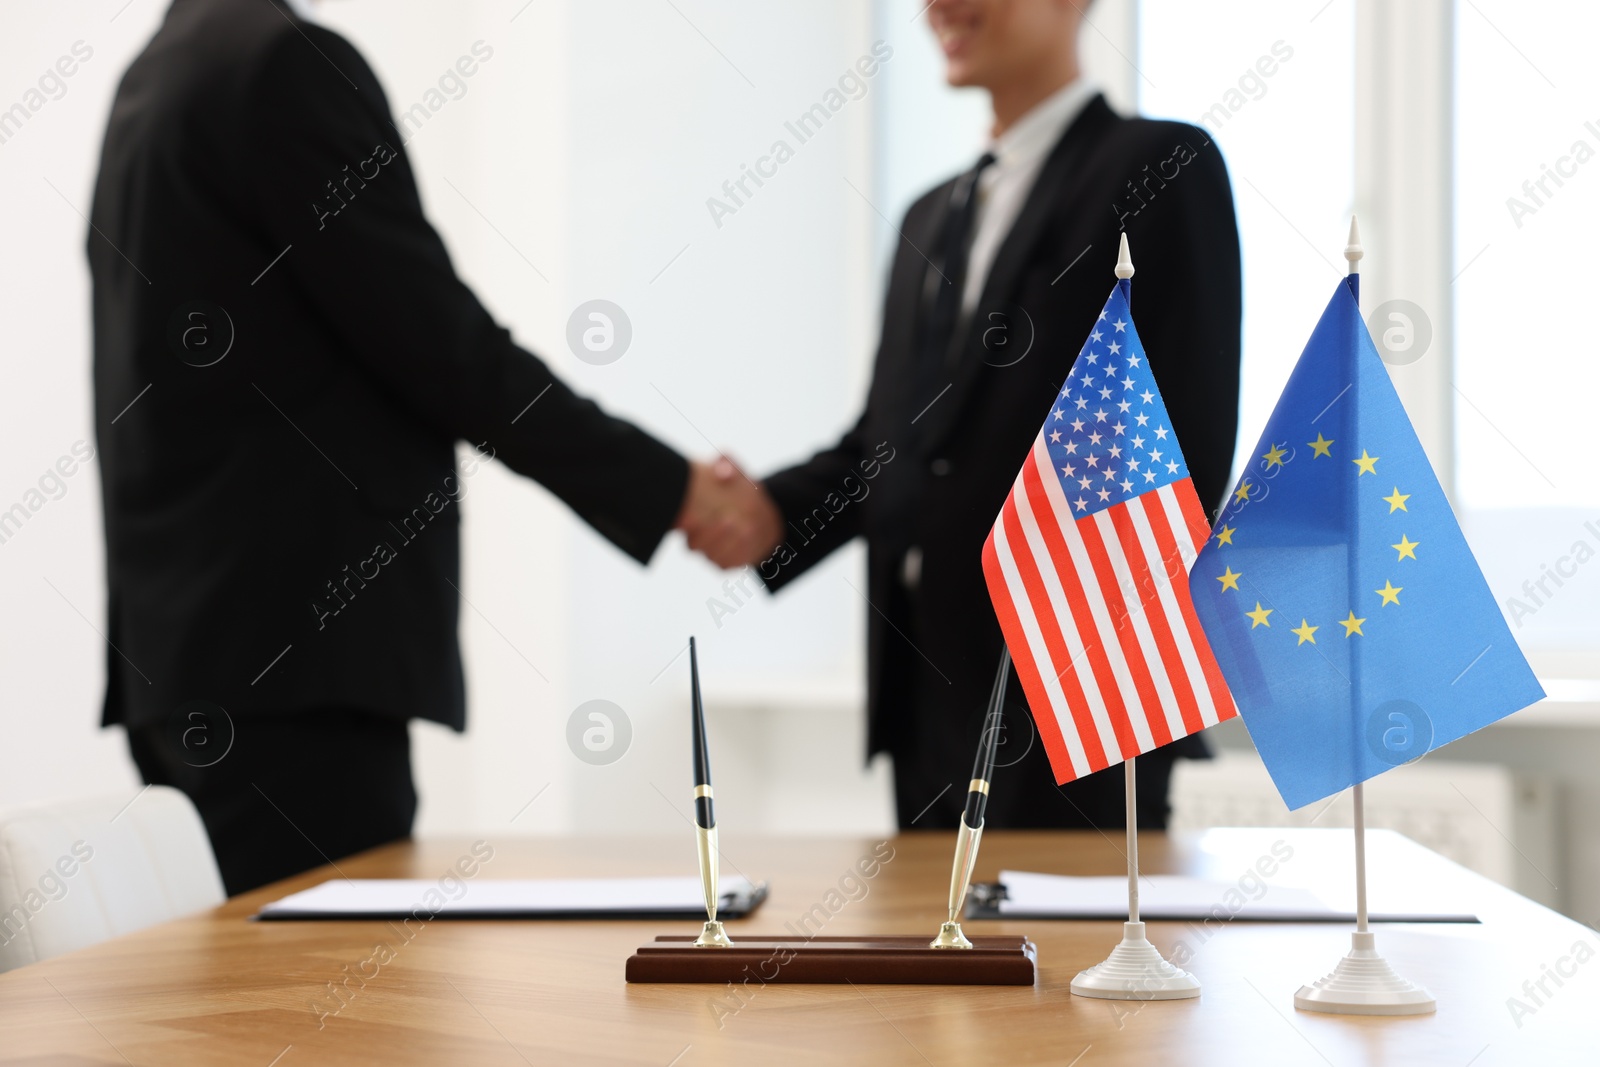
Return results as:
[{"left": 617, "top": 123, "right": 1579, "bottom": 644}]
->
[{"left": 927, "top": 0, "right": 1083, "bottom": 91}]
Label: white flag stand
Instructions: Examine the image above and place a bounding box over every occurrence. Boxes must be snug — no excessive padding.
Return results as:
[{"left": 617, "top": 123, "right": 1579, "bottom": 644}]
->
[
  {"left": 1293, "top": 220, "right": 1435, "bottom": 1016},
  {"left": 1069, "top": 236, "right": 1199, "bottom": 1003},
  {"left": 1069, "top": 757, "right": 1201, "bottom": 1001},
  {"left": 1293, "top": 784, "right": 1435, "bottom": 1014}
]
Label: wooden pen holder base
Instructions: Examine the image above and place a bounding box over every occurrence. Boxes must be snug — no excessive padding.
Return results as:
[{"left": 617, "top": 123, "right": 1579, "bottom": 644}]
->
[{"left": 626, "top": 935, "right": 1036, "bottom": 985}]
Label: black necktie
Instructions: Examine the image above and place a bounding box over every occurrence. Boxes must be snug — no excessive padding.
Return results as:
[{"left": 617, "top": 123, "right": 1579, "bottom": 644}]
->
[{"left": 917, "top": 151, "right": 996, "bottom": 389}]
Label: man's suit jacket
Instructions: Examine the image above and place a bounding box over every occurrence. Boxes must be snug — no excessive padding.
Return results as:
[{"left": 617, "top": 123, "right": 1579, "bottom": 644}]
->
[
  {"left": 90, "top": 0, "right": 686, "bottom": 731},
  {"left": 761, "top": 96, "right": 1241, "bottom": 820}
]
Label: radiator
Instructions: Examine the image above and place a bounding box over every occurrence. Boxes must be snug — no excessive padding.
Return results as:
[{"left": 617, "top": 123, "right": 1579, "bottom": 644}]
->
[{"left": 1171, "top": 750, "right": 1561, "bottom": 909}]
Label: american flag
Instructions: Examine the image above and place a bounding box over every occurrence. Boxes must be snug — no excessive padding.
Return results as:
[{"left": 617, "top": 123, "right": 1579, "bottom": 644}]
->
[{"left": 982, "top": 278, "right": 1236, "bottom": 785}]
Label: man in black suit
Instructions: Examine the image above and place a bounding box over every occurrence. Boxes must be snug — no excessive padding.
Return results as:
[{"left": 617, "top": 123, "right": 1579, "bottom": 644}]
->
[
  {"left": 695, "top": 0, "right": 1240, "bottom": 829},
  {"left": 89, "top": 0, "right": 765, "bottom": 894}
]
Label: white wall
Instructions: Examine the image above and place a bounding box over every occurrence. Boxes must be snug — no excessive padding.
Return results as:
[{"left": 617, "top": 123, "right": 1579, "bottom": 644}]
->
[
  {"left": 0, "top": 2, "right": 160, "bottom": 812},
  {"left": 0, "top": 0, "right": 906, "bottom": 839}
]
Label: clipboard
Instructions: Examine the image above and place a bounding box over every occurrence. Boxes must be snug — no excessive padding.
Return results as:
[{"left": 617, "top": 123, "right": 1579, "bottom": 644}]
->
[
  {"left": 963, "top": 873, "right": 1479, "bottom": 924},
  {"left": 254, "top": 876, "right": 769, "bottom": 922}
]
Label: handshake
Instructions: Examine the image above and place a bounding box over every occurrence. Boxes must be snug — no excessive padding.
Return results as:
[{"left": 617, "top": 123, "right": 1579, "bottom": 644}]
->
[{"left": 674, "top": 456, "right": 785, "bottom": 569}]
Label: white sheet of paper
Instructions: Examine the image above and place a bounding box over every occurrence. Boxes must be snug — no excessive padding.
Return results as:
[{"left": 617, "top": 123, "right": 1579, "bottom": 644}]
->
[
  {"left": 996, "top": 870, "right": 1331, "bottom": 919},
  {"left": 258, "top": 875, "right": 755, "bottom": 918},
  {"left": 992, "top": 870, "right": 1475, "bottom": 921}
]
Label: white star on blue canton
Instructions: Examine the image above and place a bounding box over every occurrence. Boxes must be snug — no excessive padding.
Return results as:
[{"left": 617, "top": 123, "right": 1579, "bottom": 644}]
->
[{"left": 1037, "top": 286, "right": 1189, "bottom": 520}]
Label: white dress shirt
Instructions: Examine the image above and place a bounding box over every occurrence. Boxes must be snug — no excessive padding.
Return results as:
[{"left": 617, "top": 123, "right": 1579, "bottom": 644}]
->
[
  {"left": 960, "top": 79, "right": 1100, "bottom": 314},
  {"left": 902, "top": 80, "right": 1099, "bottom": 591},
  {"left": 283, "top": 0, "right": 319, "bottom": 21}
]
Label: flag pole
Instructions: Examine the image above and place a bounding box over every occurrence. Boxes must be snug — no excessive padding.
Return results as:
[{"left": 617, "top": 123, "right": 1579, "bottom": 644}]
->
[
  {"left": 1070, "top": 233, "right": 1198, "bottom": 1002},
  {"left": 1117, "top": 232, "right": 1142, "bottom": 933},
  {"left": 1353, "top": 782, "right": 1369, "bottom": 934},
  {"left": 1293, "top": 217, "right": 1432, "bottom": 1014},
  {"left": 1126, "top": 759, "right": 1139, "bottom": 926},
  {"left": 1344, "top": 220, "right": 1371, "bottom": 939}
]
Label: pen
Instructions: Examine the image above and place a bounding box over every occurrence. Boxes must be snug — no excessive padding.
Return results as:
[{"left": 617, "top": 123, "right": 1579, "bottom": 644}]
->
[
  {"left": 690, "top": 637, "right": 732, "bottom": 948},
  {"left": 931, "top": 646, "right": 1010, "bottom": 949}
]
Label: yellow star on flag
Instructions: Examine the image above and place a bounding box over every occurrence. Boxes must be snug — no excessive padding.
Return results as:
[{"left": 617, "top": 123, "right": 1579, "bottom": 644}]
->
[
  {"left": 1246, "top": 602, "right": 1273, "bottom": 628},
  {"left": 1292, "top": 619, "right": 1319, "bottom": 645},
  {"left": 1308, "top": 433, "right": 1334, "bottom": 458},
  {"left": 1376, "top": 580, "right": 1402, "bottom": 606},
  {"left": 1392, "top": 535, "right": 1419, "bottom": 561},
  {"left": 1217, "top": 567, "right": 1242, "bottom": 592},
  {"left": 1353, "top": 450, "right": 1379, "bottom": 475},
  {"left": 1233, "top": 482, "right": 1252, "bottom": 504},
  {"left": 1215, "top": 524, "right": 1235, "bottom": 547},
  {"left": 1261, "top": 443, "right": 1288, "bottom": 469},
  {"left": 1384, "top": 487, "right": 1410, "bottom": 513},
  {"left": 1338, "top": 611, "right": 1366, "bottom": 637}
]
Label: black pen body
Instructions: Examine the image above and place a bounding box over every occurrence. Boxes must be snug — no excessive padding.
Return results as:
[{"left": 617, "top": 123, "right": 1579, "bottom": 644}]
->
[
  {"left": 961, "top": 649, "right": 1011, "bottom": 827},
  {"left": 690, "top": 637, "right": 716, "bottom": 830}
]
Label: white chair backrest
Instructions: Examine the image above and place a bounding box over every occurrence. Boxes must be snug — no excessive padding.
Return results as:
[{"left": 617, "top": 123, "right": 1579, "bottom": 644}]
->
[{"left": 0, "top": 785, "right": 226, "bottom": 972}]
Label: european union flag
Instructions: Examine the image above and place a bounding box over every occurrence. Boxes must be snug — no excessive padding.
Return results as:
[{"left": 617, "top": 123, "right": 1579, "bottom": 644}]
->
[{"left": 1188, "top": 275, "right": 1544, "bottom": 809}]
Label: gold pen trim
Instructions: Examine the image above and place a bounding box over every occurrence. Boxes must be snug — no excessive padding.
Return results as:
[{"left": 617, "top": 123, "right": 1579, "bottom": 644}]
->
[
  {"left": 693, "top": 824, "right": 732, "bottom": 947},
  {"left": 968, "top": 778, "right": 990, "bottom": 796},
  {"left": 694, "top": 785, "right": 714, "bottom": 799},
  {"left": 932, "top": 817, "right": 983, "bottom": 949}
]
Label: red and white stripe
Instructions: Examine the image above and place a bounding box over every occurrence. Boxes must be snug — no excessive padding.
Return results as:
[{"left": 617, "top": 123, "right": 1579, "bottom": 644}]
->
[{"left": 982, "top": 434, "right": 1237, "bottom": 785}]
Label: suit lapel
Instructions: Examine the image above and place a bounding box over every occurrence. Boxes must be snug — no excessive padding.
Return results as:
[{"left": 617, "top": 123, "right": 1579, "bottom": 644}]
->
[
  {"left": 881, "top": 183, "right": 958, "bottom": 428},
  {"left": 917, "top": 95, "right": 1117, "bottom": 453}
]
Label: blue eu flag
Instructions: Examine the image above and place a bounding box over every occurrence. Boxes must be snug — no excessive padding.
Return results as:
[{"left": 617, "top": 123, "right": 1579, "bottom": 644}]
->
[{"left": 1189, "top": 275, "right": 1544, "bottom": 809}]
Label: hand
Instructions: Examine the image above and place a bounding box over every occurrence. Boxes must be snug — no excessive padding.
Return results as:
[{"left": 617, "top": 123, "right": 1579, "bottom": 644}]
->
[{"left": 676, "top": 455, "right": 784, "bottom": 569}]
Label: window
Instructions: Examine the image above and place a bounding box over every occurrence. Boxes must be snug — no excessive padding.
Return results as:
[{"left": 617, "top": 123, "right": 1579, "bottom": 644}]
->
[
  {"left": 1455, "top": 0, "right": 1600, "bottom": 667},
  {"left": 1139, "top": 0, "right": 1356, "bottom": 512}
]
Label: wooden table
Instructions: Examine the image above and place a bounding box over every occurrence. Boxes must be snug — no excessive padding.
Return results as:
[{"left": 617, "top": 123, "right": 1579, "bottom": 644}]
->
[{"left": 1, "top": 829, "right": 1592, "bottom": 1065}]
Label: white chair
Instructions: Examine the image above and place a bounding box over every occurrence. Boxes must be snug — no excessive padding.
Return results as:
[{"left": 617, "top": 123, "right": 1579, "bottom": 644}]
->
[{"left": 0, "top": 785, "right": 226, "bottom": 972}]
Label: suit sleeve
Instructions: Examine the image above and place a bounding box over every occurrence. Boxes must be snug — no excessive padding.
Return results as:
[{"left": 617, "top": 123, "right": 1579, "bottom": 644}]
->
[
  {"left": 240, "top": 28, "right": 687, "bottom": 564},
  {"left": 1122, "top": 128, "right": 1242, "bottom": 519},
  {"left": 759, "top": 186, "right": 936, "bottom": 593},
  {"left": 758, "top": 406, "right": 871, "bottom": 592}
]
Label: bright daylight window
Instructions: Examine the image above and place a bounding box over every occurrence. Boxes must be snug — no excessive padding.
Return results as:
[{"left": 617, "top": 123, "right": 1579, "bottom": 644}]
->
[
  {"left": 1455, "top": 0, "right": 1600, "bottom": 672},
  {"left": 1138, "top": 0, "right": 1355, "bottom": 508}
]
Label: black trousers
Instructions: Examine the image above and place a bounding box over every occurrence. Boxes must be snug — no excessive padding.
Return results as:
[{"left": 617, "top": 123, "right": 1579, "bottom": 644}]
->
[{"left": 126, "top": 708, "right": 416, "bottom": 896}]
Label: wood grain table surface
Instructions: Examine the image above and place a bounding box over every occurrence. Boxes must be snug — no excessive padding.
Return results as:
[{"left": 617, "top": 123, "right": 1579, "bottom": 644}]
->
[{"left": 0, "top": 828, "right": 1593, "bottom": 1066}]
